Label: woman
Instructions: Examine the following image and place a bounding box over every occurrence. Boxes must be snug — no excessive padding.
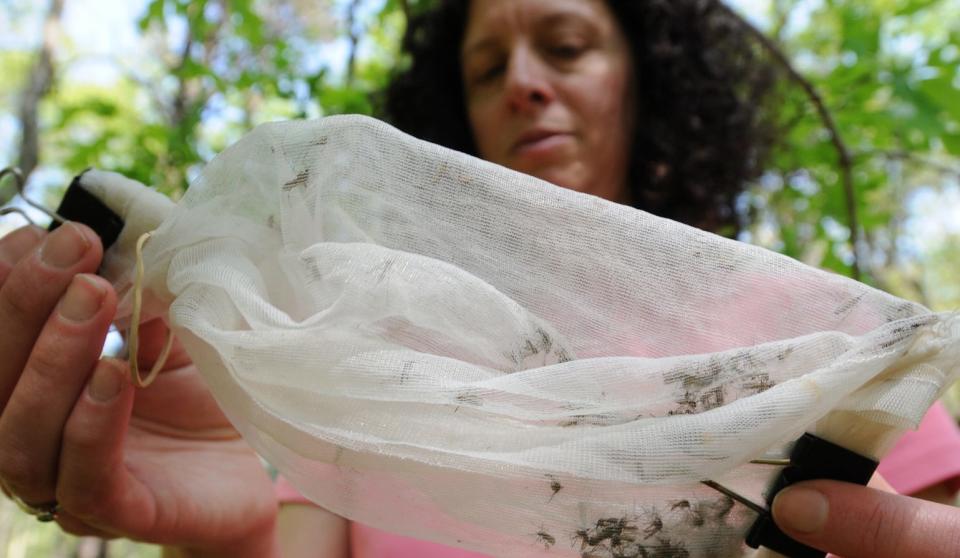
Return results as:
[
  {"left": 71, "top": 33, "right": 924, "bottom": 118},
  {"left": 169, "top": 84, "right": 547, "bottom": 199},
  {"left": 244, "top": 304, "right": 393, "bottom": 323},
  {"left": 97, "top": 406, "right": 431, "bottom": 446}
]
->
[
  {"left": 0, "top": 1, "right": 957, "bottom": 557},
  {"left": 386, "top": 0, "right": 775, "bottom": 236}
]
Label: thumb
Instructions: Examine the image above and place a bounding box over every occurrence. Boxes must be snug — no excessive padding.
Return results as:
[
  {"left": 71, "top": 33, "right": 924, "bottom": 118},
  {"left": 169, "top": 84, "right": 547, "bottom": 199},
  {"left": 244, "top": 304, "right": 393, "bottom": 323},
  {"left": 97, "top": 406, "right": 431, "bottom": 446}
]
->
[
  {"left": 57, "top": 358, "right": 155, "bottom": 535},
  {"left": 771, "top": 479, "right": 960, "bottom": 558}
]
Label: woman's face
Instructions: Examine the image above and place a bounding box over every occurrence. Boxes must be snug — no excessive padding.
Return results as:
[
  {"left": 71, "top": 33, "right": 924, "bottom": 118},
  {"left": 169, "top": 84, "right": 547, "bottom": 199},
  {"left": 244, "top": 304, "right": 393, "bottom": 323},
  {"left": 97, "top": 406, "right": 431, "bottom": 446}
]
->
[{"left": 461, "top": 0, "right": 634, "bottom": 203}]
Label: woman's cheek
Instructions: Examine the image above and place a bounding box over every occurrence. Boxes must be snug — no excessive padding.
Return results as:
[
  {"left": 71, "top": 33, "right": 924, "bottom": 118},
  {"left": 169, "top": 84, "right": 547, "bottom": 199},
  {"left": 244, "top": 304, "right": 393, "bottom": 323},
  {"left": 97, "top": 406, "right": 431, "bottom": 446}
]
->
[{"left": 468, "top": 103, "right": 503, "bottom": 162}]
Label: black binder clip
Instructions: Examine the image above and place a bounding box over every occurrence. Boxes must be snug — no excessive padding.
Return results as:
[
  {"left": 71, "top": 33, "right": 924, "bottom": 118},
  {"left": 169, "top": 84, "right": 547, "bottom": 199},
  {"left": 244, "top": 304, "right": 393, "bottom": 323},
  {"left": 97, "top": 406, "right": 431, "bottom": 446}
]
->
[
  {"left": 48, "top": 170, "right": 124, "bottom": 250},
  {"left": 745, "top": 433, "right": 879, "bottom": 558}
]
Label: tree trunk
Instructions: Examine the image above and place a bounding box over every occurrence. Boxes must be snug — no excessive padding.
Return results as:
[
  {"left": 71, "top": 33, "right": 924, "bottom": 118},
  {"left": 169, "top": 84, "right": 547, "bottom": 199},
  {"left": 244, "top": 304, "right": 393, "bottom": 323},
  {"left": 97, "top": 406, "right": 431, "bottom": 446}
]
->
[
  {"left": 13, "top": 0, "right": 65, "bottom": 189},
  {"left": 345, "top": 0, "right": 362, "bottom": 86}
]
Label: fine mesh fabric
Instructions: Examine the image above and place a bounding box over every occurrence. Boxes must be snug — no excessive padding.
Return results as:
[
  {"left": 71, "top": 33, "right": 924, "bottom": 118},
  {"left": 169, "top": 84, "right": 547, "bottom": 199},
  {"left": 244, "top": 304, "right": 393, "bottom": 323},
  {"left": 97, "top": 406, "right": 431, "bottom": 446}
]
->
[{"left": 92, "top": 115, "right": 959, "bottom": 557}]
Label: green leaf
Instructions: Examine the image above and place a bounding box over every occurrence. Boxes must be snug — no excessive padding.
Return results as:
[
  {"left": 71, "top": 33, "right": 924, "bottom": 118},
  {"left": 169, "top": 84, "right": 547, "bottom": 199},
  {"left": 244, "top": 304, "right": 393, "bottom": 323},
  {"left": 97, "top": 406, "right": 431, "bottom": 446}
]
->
[
  {"left": 138, "top": 0, "right": 166, "bottom": 31},
  {"left": 894, "top": 0, "right": 942, "bottom": 16},
  {"left": 916, "top": 75, "right": 960, "bottom": 122},
  {"left": 942, "top": 133, "right": 960, "bottom": 155}
]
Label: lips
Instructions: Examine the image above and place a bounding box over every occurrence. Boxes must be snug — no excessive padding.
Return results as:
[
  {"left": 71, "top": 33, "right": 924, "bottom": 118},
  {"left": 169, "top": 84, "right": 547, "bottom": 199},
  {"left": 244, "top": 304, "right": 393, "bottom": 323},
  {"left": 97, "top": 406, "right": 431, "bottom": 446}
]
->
[{"left": 511, "top": 129, "right": 573, "bottom": 156}]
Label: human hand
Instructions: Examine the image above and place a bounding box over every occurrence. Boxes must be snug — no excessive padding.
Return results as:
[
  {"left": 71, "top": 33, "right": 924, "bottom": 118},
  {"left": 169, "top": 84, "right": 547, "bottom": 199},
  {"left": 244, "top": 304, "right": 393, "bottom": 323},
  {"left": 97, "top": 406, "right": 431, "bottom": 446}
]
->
[
  {"left": 772, "top": 477, "right": 960, "bottom": 558},
  {"left": 0, "top": 223, "right": 278, "bottom": 557}
]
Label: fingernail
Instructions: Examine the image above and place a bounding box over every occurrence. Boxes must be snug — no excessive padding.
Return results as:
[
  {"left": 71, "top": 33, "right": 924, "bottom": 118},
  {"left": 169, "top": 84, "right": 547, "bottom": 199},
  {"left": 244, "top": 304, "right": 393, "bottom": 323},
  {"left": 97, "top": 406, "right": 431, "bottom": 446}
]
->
[
  {"left": 24, "top": 225, "right": 46, "bottom": 241},
  {"left": 40, "top": 223, "right": 91, "bottom": 269},
  {"left": 772, "top": 485, "right": 829, "bottom": 534},
  {"left": 59, "top": 275, "right": 105, "bottom": 322},
  {"left": 19, "top": 225, "right": 46, "bottom": 245},
  {"left": 88, "top": 360, "right": 125, "bottom": 402}
]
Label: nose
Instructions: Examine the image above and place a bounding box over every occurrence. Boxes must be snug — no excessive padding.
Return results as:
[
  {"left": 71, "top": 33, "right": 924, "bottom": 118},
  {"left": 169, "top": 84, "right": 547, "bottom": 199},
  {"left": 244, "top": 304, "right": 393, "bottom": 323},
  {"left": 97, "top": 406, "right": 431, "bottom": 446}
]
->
[{"left": 504, "top": 45, "right": 554, "bottom": 113}]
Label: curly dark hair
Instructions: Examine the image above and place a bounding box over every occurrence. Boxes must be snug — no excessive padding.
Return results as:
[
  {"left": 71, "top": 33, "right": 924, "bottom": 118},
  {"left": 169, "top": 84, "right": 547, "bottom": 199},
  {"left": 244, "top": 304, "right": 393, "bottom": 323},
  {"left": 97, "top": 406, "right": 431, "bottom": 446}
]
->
[{"left": 381, "top": 0, "right": 779, "bottom": 236}]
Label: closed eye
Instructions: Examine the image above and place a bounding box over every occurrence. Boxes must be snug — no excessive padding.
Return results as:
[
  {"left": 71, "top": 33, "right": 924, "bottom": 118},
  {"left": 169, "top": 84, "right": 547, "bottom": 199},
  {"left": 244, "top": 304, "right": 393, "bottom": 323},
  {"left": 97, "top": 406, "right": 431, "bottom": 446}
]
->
[
  {"left": 478, "top": 62, "right": 506, "bottom": 83},
  {"left": 548, "top": 44, "right": 585, "bottom": 60}
]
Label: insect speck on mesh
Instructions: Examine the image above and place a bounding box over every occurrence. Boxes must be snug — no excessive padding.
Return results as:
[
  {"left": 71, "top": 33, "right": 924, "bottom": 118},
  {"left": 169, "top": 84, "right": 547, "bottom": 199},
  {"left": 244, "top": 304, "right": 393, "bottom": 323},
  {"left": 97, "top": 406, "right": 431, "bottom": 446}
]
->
[
  {"left": 534, "top": 529, "right": 556, "bottom": 549},
  {"left": 546, "top": 473, "right": 562, "bottom": 502}
]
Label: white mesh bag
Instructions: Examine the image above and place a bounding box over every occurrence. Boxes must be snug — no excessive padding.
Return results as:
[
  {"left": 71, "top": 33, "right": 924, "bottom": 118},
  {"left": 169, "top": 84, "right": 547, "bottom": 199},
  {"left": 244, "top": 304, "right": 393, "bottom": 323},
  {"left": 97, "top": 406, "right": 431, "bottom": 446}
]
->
[{"left": 79, "top": 115, "right": 960, "bottom": 558}]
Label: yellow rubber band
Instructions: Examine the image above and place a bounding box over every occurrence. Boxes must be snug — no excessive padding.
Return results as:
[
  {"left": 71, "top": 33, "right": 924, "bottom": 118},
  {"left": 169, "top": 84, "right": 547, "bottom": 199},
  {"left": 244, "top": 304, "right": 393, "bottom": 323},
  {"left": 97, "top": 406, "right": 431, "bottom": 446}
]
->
[{"left": 128, "top": 231, "right": 173, "bottom": 388}]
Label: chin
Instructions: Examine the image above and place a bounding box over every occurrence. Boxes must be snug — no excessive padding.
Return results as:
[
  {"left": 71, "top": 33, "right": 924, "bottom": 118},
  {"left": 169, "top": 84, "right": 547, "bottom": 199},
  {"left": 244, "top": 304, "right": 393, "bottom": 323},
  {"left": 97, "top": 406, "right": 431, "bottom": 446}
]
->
[{"left": 526, "top": 167, "right": 589, "bottom": 194}]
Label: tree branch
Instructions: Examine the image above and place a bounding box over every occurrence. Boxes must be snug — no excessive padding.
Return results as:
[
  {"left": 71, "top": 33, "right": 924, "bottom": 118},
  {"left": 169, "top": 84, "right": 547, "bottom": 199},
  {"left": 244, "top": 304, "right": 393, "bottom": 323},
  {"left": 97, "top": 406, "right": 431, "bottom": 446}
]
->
[
  {"left": 716, "top": 1, "right": 861, "bottom": 279},
  {"left": 156, "top": 1, "right": 227, "bottom": 194},
  {"left": 398, "top": 0, "right": 411, "bottom": 24},
  {"left": 169, "top": 24, "right": 196, "bottom": 126}
]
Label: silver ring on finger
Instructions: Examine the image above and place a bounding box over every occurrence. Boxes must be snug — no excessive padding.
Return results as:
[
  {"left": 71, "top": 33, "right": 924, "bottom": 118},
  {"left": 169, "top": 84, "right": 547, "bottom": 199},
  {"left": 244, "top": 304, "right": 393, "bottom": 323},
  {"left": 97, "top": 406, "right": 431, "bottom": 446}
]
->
[{"left": 10, "top": 493, "right": 61, "bottom": 522}]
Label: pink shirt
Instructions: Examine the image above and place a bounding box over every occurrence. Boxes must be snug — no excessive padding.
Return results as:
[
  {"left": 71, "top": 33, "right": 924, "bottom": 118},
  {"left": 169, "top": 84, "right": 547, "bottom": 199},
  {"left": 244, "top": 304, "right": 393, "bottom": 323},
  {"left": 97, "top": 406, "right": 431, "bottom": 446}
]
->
[
  {"left": 274, "top": 402, "right": 960, "bottom": 557},
  {"left": 877, "top": 401, "right": 960, "bottom": 494},
  {"left": 274, "top": 477, "right": 493, "bottom": 558}
]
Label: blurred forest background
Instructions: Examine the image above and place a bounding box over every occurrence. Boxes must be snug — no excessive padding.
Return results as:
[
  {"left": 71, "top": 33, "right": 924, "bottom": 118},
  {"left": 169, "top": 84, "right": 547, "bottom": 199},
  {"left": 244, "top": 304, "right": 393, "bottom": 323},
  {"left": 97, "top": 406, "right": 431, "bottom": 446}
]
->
[{"left": 1, "top": 0, "right": 959, "bottom": 555}]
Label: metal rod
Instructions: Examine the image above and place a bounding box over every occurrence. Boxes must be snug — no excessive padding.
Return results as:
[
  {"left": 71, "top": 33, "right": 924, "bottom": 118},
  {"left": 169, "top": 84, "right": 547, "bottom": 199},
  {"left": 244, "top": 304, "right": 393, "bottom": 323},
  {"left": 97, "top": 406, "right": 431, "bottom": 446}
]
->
[
  {"left": 0, "top": 207, "right": 38, "bottom": 226},
  {"left": 749, "top": 458, "right": 791, "bottom": 466},
  {"left": 700, "top": 480, "right": 767, "bottom": 515},
  {"left": 0, "top": 166, "right": 65, "bottom": 224},
  {"left": 0, "top": 167, "right": 25, "bottom": 195}
]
